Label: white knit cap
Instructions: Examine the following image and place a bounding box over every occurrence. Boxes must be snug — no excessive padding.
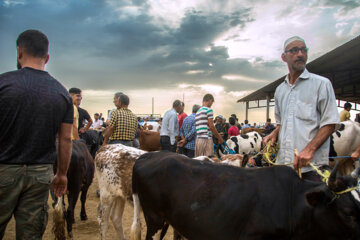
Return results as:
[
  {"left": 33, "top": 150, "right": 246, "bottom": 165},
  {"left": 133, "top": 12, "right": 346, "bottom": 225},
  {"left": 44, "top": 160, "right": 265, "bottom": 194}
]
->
[{"left": 283, "top": 36, "right": 306, "bottom": 52}]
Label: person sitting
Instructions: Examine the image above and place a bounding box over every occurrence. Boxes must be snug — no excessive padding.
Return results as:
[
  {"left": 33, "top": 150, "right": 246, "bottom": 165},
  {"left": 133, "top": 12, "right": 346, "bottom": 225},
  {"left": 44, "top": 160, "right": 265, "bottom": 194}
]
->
[
  {"left": 228, "top": 117, "right": 240, "bottom": 138},
  {"left": 264, "top": 118, "right": 275, "bottom": 131},
  {"left": 339, "top": 102, "right": 352, "bottom": 122}
]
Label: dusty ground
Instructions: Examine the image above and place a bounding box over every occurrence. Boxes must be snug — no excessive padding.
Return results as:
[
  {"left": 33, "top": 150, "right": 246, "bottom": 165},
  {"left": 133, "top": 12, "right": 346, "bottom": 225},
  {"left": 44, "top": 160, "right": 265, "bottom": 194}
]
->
[{"left": 4, "top": 173, "right": 174, "bottom": 240}]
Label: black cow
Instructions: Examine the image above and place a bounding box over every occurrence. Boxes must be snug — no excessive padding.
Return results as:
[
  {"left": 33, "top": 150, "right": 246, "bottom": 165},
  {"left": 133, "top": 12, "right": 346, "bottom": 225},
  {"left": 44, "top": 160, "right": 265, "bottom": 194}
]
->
[
  {"left": 131, "top": 151, "right": 360, "bottom": 240},
  {"left": 62, "top": 140, "right": 94, "bottom": 237},
  {"left": 80, "top": 129, "right": 103, "bottom": 159}
]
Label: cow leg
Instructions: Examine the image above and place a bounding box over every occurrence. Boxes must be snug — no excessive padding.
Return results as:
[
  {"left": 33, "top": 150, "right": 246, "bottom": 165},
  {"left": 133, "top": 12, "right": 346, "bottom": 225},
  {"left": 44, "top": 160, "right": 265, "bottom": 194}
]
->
[
  {"left": 80, "top": 185, "right": 90, "bottom": 221},
  {"left": 173, "top": 230, "right": 182, "bottom": 240},
  {"left": 99, "top": 196, "right": 114, "bottom": 240},
  {"left": 144, "top": 215, "right": 166, "bottom": 240},
  {"left": 110, "top": 197, "right": 126, "bottom": 240},
  {"left": 66, "top": 190, "right": 80, "bottom": 238}
]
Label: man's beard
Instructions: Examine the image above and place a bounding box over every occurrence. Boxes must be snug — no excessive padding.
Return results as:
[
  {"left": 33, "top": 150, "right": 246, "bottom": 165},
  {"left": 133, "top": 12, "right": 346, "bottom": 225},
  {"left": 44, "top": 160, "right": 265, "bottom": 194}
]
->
[{"left": 17, "top": 59, "right": 21, "bottom": 70}]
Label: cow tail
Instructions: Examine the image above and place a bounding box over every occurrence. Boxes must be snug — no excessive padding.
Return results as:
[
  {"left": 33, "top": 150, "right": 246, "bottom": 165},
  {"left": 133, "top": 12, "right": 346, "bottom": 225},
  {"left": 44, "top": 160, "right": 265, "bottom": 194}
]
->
[
  {"left": 130, "top": 168, "right": 141, "bottom": 240},
  {"left": 130, "top": 193, "right": 142, "bottom": 240},
  {"left": 52, "top": 196, "right": 66, "bottom": 240}
]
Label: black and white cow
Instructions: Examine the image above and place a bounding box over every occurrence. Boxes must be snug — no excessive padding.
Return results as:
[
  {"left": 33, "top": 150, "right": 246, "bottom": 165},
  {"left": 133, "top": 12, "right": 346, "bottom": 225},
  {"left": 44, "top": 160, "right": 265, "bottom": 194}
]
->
[
  {"left": 131, "top": 151, "right": 360, "bottom": 240},
  {"left": 330, "top": 121, "right": 360, "bottom": 175},
  {"left": 225, "top": 131, "right": 262, "bottom": 155}
]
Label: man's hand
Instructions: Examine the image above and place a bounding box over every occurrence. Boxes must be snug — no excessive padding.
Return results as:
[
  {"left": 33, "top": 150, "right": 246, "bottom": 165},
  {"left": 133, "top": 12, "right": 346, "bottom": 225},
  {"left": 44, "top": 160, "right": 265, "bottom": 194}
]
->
[
  {"left": 52, "top": 174, "right": 67, "bottom": 197},
  {"left": 351, "top": 148, "right": 360, "bottom": 161},
  {"left": 79, "top": 127, "right": 86, "bottom": 134},
  {"left": 178, "top": 139, "right": 186, "bottom": 147},
  {"left": 293, "top": 148, "right": 315, "bottom": 171},
  {"left": 218, "top": 137, "right": 224, "bottom": 144},
  {"left": 262, "top": 125, "right": 280, "bottom": 147},
  {"left": 262, "top": 134, "right": 276, "bottom": 147}
]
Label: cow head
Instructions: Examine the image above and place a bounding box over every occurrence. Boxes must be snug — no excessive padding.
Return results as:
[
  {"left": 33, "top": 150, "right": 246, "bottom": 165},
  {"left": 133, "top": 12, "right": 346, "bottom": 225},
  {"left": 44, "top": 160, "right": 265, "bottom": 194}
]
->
[{"left": 305, "top": 163, "right": 360, "bottom": 239}]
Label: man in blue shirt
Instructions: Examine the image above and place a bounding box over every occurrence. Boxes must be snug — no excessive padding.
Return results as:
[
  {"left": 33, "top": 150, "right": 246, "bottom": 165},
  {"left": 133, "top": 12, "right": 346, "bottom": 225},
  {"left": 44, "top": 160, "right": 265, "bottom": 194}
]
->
[
  {"left": 179, "top": 104, "right": 201, "bottom": 158},
  {"left": 160, "top": 100, "right": 182, "bottom": 152},
  {"left": 241, "top": 119, "right": 251, "bottom": 129}
]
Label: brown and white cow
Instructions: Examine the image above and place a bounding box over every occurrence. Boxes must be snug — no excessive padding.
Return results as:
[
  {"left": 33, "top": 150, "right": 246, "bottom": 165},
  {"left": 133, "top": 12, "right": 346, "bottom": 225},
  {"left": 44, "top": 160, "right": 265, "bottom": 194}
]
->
[{"left": 95, "top": 144, "right": 146, "bottom": 240}]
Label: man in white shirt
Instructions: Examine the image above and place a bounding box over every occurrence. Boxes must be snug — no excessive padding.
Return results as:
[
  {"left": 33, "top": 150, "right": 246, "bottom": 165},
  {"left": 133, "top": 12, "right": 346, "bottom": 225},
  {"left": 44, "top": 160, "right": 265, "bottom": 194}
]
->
[
  {"left": 92, "top": 113, "right": 103, "bottom": 130},
  {"left": 263, "top": 36, "right": 340, "bottom": 181},
  {"left": 160, "top": 100, "right": 182, "bottom": 152}
]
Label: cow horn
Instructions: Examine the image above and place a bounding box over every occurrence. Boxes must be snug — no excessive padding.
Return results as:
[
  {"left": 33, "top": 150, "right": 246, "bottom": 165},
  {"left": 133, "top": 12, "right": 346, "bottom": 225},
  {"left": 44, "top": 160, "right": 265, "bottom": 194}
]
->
[
  {"left": 328, "top": 161, "right": 339, "bottom": 190},
  {"left": 351, "top": 167, "right": 360, "bottom": 179}
]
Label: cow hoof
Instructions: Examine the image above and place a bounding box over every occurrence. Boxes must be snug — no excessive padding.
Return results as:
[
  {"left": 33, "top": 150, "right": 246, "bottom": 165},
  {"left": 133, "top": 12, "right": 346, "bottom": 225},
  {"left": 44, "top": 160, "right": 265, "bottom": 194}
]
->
[
  {"left": 68, "top": 232, "right": 73, "bottom": 239},
  {"left": 96, "top": 189, "right": 100, "bottom": 198},
  {"left": 81, "top": 215, "right": 88, "bottom": 221}
]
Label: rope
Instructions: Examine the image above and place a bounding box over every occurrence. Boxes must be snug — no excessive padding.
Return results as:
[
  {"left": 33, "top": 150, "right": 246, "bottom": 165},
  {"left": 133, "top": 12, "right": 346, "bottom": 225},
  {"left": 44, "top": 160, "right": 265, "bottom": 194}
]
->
[{"left": 263, "top": 141, "right": 358, "bottom": 196}]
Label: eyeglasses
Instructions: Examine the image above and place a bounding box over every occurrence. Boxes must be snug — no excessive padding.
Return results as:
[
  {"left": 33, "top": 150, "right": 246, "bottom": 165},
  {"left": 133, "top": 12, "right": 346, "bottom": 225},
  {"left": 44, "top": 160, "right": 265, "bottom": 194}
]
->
[{"left": 285, "top": 47, "right": 308, "bottom": 54}]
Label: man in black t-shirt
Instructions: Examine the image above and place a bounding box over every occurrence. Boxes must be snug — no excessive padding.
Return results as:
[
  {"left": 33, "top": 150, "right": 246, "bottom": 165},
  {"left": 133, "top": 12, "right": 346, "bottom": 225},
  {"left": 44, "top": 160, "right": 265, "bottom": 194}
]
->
[
  {"left": 78, "top": 107, "right": 92, "bottom": 131},
  {"left": 0, "top": 30, "right": 73, "bottom": 239},
  {"left": 68, "top": 87, "right": 93, "bottom": 135}
]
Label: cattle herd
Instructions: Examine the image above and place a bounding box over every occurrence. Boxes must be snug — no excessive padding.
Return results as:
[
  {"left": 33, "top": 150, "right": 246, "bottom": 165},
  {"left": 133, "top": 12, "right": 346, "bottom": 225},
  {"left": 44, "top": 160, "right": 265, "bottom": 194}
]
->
[{"left": 52, "top": 120, "right": 360, "bottom": 240}]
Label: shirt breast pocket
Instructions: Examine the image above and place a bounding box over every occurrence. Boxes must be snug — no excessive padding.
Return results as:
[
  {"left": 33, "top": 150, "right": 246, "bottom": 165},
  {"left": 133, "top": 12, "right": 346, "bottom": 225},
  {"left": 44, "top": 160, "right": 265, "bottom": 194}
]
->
[{"left": 295, "top": 101, "right": 314, "bottom": 122}]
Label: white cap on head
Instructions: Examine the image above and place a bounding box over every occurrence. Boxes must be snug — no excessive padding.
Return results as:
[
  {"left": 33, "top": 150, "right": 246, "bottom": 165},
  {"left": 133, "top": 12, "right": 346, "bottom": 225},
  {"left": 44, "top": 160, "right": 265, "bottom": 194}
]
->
[{"left": 283, "top": 36, "right": 306, "bottom": 52}]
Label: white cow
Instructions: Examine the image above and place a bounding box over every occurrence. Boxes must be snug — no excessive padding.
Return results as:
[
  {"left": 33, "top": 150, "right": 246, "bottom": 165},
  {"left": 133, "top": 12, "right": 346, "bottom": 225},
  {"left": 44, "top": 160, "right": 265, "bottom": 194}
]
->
[
  {"left": 143, "top": 121, "right": 161, "bottom": 132},
  {"left": 95, "top": 144, "right": 146, "bottom": 240},
  {"left": 225, "top": 131, "right": 262, "bottom": 156},
  {"left": 330, "top": 120, "right": 360, "bottom": 175}
]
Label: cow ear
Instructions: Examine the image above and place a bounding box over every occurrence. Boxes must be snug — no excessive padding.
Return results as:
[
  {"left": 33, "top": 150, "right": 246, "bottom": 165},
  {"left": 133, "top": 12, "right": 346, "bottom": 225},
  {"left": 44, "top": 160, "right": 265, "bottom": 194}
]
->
[{"left": 305, "top": 188, "right": 332, "bottom": 207}]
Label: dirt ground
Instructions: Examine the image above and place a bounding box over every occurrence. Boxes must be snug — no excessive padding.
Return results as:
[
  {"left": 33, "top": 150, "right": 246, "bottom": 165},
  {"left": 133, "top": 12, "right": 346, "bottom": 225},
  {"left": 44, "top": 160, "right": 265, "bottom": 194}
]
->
[{"left": 4, "top": 173, "right": 174, "bottom": 240}]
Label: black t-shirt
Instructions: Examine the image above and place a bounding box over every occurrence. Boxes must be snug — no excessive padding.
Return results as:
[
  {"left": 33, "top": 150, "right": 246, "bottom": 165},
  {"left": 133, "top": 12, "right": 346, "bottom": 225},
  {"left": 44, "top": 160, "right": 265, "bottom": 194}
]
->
[
  {"left": 0, "top": 67, "right": 73, "bottom": 164},
  {"left": 78, "top": 107, "right": 90, "bottom": 130}
]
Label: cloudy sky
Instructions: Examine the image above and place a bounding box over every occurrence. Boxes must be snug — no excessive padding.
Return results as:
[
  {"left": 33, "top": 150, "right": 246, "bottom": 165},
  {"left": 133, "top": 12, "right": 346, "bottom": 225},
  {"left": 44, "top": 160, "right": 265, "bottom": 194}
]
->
[{"left": 1, "top": 0, "right": 359, "bottom": 123}]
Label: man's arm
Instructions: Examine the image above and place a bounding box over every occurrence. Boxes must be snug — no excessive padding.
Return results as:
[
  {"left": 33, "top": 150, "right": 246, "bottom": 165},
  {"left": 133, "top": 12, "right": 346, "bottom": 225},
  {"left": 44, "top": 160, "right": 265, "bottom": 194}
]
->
[
  {"left": 80, "top": 117, "right": 93, "bottom": 134},
  {"left": 208, "top": 118, "right": 224, "bottom": 144},
  {"left": 102, "top": 125, "right": 114, "bottom": 146},
  {"left": 168, "top": 114, "right": 179, "bottom": 143},
  {"left": 262, "top": 125, "right": 281, "bottom": 146},
  {"left": 351, "top": 144, "right": 360, "bottom": 160},
  {"left": 294, "top": 124, "right": 335, "bottom": 170},
  {"left": 52, "top": 123, "right": 72, "bottom": 197}
]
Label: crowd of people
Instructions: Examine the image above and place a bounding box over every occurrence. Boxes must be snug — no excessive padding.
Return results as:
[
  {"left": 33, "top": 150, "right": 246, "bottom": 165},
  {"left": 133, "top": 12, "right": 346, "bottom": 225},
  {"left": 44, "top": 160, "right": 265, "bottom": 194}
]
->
[{"left": 2, "top": 30, "right": 360, "bottom": 239}]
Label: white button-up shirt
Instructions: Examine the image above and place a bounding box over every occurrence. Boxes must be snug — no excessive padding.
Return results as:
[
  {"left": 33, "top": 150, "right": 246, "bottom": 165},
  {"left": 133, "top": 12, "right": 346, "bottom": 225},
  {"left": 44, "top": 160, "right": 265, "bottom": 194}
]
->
[
  {"left": 160, "top": 108, "right": 179, "bottom": 145},
  {"left": 274, "top": 69, "right": 340, "bottom": 172}
]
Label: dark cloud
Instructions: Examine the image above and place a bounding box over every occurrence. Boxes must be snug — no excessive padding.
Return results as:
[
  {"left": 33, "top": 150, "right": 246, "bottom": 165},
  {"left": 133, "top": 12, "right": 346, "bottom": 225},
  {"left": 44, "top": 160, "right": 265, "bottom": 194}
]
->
[
  {"left": 0, "top": 0, "right": 284, "bottom": 94},
  {"left": 322, "top": 0, "right": 360, "bottom": 12}
]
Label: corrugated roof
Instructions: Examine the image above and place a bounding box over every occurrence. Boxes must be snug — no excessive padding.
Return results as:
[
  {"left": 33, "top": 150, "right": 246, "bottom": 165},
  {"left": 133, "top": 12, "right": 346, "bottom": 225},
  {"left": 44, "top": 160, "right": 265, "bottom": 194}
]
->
[{"left": 238, "top": 35, "right": 360, "bottom": 104}]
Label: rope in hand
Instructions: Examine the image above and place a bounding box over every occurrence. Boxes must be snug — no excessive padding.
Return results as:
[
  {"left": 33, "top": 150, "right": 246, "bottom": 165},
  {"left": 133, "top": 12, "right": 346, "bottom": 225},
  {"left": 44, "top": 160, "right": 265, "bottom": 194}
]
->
[{"left": 264, "top": 141, "right": 358, "bottom": 195}]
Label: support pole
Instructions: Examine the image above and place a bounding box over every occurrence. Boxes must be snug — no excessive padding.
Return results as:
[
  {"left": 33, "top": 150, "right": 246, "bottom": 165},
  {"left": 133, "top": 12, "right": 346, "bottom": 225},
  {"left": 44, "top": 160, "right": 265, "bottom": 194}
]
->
[
  {"left": 266, "top": 94, "right": 270, "bottom": 121},
  {"left": 245, "top": 101, "right": 249, "bottom": 121},
  {"left": 152, "top": 97, "right": 154, "bottom": 117}
]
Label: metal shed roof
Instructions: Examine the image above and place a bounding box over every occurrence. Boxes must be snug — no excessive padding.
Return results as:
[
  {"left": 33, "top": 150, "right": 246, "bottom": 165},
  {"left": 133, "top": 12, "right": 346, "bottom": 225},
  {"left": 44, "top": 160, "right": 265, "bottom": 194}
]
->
[{"left": 237, "top": 35, "right": 360, "bottom": 104}]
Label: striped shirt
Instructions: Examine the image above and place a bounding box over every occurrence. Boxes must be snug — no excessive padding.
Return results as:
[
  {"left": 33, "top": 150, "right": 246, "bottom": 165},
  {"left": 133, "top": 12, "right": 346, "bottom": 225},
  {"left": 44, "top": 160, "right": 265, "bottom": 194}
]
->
[{"left": 195, "top": 106, "right": 213, "bottom": 139}]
